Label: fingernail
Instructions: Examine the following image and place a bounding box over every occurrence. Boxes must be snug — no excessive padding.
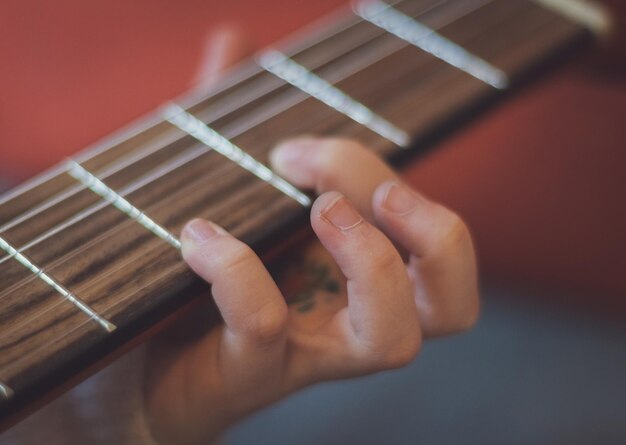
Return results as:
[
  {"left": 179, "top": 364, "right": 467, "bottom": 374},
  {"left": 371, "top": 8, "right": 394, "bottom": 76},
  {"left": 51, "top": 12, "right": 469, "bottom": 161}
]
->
[
  {"left": 382, "top": 182, "right": 422, "bottom": 215},
  {"left": 183, "top": 219, "right": 219, "bottom": 243},
  {"left": 321, "top": 196, "right": 363, "bottom": 230}
]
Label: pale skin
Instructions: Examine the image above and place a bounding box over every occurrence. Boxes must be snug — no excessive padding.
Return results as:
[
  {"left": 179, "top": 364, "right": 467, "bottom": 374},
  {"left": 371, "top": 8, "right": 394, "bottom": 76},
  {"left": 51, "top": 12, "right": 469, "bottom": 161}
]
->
[{"left": 142, "top": 31, "right": 479, "bottom": 445}]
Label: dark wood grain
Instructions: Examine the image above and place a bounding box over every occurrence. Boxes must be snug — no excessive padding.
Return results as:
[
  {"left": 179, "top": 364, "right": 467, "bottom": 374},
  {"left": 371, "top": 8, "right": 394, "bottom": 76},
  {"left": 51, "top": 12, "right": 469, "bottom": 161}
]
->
[{"left": 0, "top": 0, "right": 592, "bottom": 426}]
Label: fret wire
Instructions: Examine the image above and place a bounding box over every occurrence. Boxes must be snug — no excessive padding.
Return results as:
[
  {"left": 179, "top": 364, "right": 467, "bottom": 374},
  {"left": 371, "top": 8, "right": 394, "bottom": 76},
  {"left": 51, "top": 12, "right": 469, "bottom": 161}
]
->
[
  {"left": 257, "top": 49, "right": 411, "bottom": 147},
  {"left": 532, "top": 0, "right": 610, "bottom": 35},
  {"left": 186, "top": 2, "right": 446, "bottom": 125},
  {"left": 354, "top": 0, "right": 509, "bottom": 89},
  {"left": 0, "top": 145, "right": 208, "bottom": 273},
  {"left": 0, "top": 0, "right": 453, "bottom": 223},
  {"left": 5, "top": 149, "right": 267, "bottom": 320},
  {"left": 0, "top": 381, "right": 14, "bottom": 400},
  {"left": 162, "top": 103, "right": 311, "bottom": 207},
  {"left": 177, "top": 0, "right": 413, "bottom": 111},
  {"left": 69, "top": 172, "right": 288, "bottom": 326},
  {"left": 0, "top": 0, "right": 501, "bottom": 270},
  {"left": 214, "top": 35, "right": 407, "bottom": 139},
  {"left": 210, "top": 1, "right": 490, "bottom": 139},
  {"left": 0, "top": 236, "right": 116, "bottom": 332},
  {"left": 0, "top": 110, "right": 169, "bottom": 210},
  {"left": 0, "top": 151, "right": 206, "bottom": 307},
  {"left": 0, "top": 129, "right": 184, "bottom": 234},
  {"left": 67, "top": 161, "right": 182, "bottom": 249},
  {"left": 0, "top": 242, "right": 187, "bottom": 381}
]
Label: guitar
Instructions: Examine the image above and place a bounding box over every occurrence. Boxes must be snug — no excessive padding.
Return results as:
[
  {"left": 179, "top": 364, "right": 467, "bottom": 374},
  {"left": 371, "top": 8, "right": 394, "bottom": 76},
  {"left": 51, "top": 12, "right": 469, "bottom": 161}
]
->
[{"left": 0, "top": 0, "right": 609, "bottom": 429}]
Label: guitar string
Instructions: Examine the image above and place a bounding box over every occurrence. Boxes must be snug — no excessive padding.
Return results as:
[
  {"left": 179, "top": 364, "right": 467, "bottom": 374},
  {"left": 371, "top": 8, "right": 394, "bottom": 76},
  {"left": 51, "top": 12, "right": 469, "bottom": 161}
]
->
[
  {"left": 1, "top": 0, "right": 500, "bottom": 248},
  {"left": 0, "top": 0, "right": 576, "bottom": 396},
  {"left": 0, "top": 0, "right": 512, "bottom": 326},
  {"left": 0, "top": 0, "right": 495, "bottom": 269},
  {"left": 2, "top": 0, "right": 505, "bottom": 238},
  {"left": 0, "top": 0, "right": 498, "bottom": 239},
  {"left": 0, "top": 0, "right": 455, "bottom": 237},
  {"left": 0, "top": 164, "right": 268, "bottom": 342},
  {"left": 1, "top": 0, "right": 552, "bottom": 384},
  {"left": 4, "top": 11, "right": 582, "bottom": 405},
  {"left": 0, "top": 236, "right": 116, "bottom": 332},
  {"left": 0, "top": 0, "right": 433, "bottom": 213},
  {"left": 0, "top": 175, "right": 292, "bottom": 380},
  {"left": 0, "top": 0, "right": 520, "bottom": 382},
  {"left": 1, "top": 0, "right": 512, "bottom": 340},
  {"left": 0, "top": 0, "right": 527, "bottom": 363},
  {"left": 0, "top": 0, "right": 502, "bottom": 366},
  {"left": 0, "top": 1, "right": 454, "bottom": 251},
  {"left": 0, "top": 5, "right": 424, "bottom": 269},
  {"left": 2, "top": 0, "right": 505, "bottom": 250},
  {"left": 0, "top": 0, "right": 508, "bottom": 344},
  {"left": 0, "top": 147, "right": 213, "bottom": 335}
]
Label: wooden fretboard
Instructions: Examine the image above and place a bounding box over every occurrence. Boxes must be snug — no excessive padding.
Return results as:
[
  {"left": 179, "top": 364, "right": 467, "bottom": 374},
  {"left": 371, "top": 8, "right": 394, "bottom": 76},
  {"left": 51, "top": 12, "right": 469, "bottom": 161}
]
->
[{"left": 0, "top": 0, "right": 598, "bottom": 425}]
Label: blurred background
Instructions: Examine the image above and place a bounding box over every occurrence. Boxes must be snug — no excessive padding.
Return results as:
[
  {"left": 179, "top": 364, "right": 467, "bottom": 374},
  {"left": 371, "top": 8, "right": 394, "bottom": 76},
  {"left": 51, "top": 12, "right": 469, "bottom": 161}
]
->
[{"left": 1, "top": 0, "right": 625, "bottom": 443}]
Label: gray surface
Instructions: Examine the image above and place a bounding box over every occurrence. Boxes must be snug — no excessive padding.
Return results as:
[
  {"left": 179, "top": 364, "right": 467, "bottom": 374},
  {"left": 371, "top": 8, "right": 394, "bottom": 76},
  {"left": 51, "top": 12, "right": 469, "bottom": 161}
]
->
[{"left": 226, "top": 289, "right": 626, "bottom": 445}]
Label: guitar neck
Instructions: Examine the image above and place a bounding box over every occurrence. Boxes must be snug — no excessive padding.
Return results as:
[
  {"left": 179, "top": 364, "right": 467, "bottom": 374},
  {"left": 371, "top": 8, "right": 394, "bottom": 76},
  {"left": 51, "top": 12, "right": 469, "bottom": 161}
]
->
[{"left": 0, "top": 0, "right": 601, "bottom": 424}]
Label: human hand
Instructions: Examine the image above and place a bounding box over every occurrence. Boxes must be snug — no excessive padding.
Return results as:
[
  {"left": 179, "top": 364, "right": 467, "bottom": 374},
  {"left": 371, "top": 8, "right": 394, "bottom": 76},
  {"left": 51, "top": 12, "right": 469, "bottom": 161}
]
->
[{"left": 143, "top": 137, "right": 479, "bottom": 445}]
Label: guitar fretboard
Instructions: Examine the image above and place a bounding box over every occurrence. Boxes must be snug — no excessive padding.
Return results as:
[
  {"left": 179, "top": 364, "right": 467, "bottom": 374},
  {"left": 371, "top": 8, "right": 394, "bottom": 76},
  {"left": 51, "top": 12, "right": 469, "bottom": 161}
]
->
[{"left": 0, "top": 0, "right": 595, "bottom": 422}]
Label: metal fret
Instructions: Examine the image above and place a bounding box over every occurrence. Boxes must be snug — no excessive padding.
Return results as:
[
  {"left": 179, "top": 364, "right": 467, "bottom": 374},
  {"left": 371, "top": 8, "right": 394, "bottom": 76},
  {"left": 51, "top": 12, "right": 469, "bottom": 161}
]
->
[
  {"left": 532, "top": 0, "right": 610, "bottom": 35},
  {"left": 0, "top": 236, "right": 116, "bottom": 332},
  {"left": 354, "top": 0, "right": 509, "bottom": 89},
  {"left": 0, "top": 147, "right": 207, "bottom": 269},
  {"left": 0, "top": 382, "right": 14, "bottom": 400},
  {"left": 162, "top": 103, "right": 312, "bottom": 207},
  {"left": 257, "top": 49, "right": 410, "bottom": 147},
  {"left": 67, "top": 161, "right": 182, "bottom": 249}
]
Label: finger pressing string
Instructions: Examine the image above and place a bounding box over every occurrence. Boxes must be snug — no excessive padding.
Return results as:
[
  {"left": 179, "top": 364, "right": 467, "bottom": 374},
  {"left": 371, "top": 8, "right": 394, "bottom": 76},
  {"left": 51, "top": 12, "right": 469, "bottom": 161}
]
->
[{"left": 181, "top": 219, "right": 288, "bottom": 345}]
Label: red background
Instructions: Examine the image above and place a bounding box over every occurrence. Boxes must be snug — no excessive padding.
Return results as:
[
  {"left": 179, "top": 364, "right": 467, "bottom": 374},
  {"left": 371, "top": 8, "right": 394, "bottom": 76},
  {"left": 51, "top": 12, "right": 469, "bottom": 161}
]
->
[{"left": 1, "top": 0, "right": 625, "bottom": 312}]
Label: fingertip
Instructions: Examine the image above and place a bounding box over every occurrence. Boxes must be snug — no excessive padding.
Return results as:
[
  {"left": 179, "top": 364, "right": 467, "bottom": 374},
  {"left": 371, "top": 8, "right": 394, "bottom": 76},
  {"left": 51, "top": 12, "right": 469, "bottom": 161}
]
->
[
  {"left": 180, "top": 219, "right": 228, "bottom": 254},
  {"left": 372, "top": 180, "right": 392, "bottom": 209},
  {"left": 311, "top": 192, "right": 364, "bottom": 233},
  {"left": 269, "top": 136, "right": 322, "bottom": 187},
  {"left": 310, "top": 191, "right": 342, "bottom": 219},
  {"left": 373, "top": 181, "right": 427, "bottom": 217}
]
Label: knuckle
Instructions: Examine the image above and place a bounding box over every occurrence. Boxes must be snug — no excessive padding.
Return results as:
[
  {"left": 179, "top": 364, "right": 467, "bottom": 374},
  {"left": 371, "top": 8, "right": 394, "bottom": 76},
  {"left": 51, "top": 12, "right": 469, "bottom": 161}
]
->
[
  {"left": 429, "top": 208, "right": 471, "bottom": 254},
  {"left": 365, "top": 335, "right": 422, "bottom": 370},
  {"left": 215, "top": 242, "right": 257, "bottom": 277},
  {"left": 372, "top": 248, "right": 401, "bottom": 277},
  {"left": 441, "top": 211, "right": 469, "bottom": 245},
  {"left": 358, "top": 325, "right": 422, "bottom": 370},
  {"left": 244, "top": 302, "right": 288, "bottom": 343}
]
